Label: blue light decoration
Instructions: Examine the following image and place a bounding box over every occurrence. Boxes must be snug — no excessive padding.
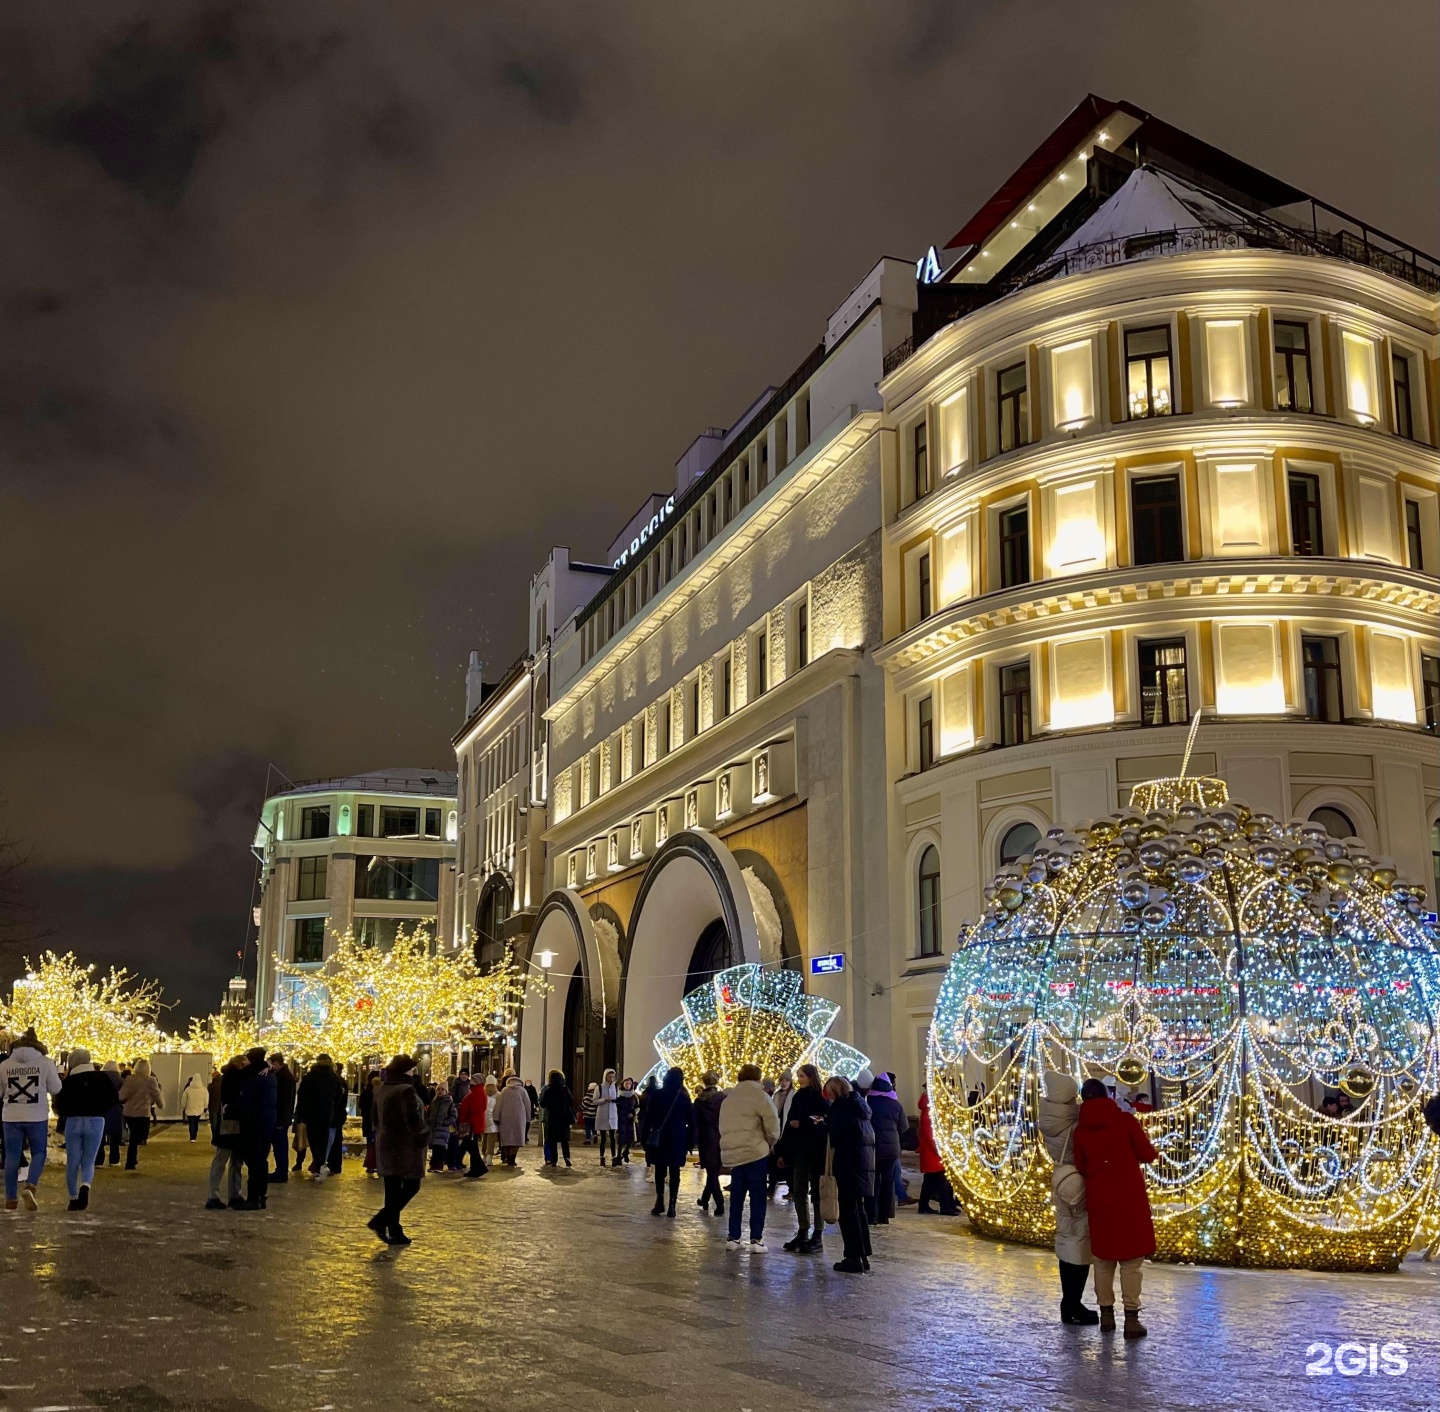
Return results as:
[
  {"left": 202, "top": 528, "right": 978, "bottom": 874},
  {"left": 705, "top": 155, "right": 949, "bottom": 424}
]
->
[
  {"left": 641, "top": 963, "right": 870, "bottom": 1092},
  {"left": 927, "top": 775, "right": 1440, "bottom": 1271}
]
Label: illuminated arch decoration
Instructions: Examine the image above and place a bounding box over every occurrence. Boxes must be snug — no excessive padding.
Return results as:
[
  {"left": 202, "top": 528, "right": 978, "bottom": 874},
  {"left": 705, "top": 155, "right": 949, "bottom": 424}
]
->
[
  {"left": 927, "top": 775, "right": 1440, "bottom": 1272},
  {"left": 640, "top": 964, "right": 870, "bottom": 1092}
]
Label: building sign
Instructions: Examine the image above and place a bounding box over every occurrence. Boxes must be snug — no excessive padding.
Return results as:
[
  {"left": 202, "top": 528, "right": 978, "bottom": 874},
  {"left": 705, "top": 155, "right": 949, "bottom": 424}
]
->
[
  {"left": 810, "top": 953, "right": 845, "bottom": 975},
  {"left": 613, "top": 494, "right": 677, "bottom": 569},
  {"left": 916, "top": 245, "right": 944, "bottom": 285}
]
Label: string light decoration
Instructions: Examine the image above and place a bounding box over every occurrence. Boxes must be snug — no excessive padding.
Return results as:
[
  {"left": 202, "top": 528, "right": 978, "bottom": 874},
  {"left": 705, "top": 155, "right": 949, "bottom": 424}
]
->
[
  {"left": 271, "top": 924, "right": 527, "bottom": 1067},
  {"left": 641, "top": 963, "right": 870, "bottom": 1092},
  {"left": 182, "top": 1011, "right": 265, "bottom": 1062},
  {"left": 1, "top": 950, "right": 170, "bottom": 1060},
  {"left": 927, "top": 776, "right": 1440, "bottom": 1272}
]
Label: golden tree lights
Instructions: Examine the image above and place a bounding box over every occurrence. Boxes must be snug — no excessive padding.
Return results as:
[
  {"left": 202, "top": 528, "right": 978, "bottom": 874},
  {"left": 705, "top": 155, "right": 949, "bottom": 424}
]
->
[
  {"left": 272, "top": 924, "right": 527, "bottom": 1066},
  {"left": 1, "top": 950, "right": 170, "bottom": 1060},
  {"left": 183, "top": 1011, "right": 264, "bottom": 1062},
  {"left": 927, "top": 776, "right": 1440, "bottom": 1272},
  {"left": 642, "top": 963, "right": 870, "bottom": 1092}
]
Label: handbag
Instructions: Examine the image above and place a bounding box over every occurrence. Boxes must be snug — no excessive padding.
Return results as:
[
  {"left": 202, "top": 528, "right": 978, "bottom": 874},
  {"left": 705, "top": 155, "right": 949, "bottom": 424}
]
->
[
  {"left": 818, "top": 1139, "right": 840, "bottom": 1225},
  {"left": 293, "top": 1121, "right": 307, "bottom": 1153},
  {"left": 1051, "top": 1126, "right": 1086, "bottom": 1208}
]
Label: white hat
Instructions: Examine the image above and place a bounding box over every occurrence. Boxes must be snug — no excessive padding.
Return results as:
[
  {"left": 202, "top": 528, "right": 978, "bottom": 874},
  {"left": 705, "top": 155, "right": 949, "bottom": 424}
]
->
[{"left": 855, "top": 1067, "right": 875, "bottom": 1090}]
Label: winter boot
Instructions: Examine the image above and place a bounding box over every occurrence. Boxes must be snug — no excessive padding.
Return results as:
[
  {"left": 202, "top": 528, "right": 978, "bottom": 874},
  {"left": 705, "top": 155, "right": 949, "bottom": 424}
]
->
[
  {"left": 782, "top": 1231, "right": 808, "bottom": 1252},
  {"left": 666, "top": 1200, "right": 677, "bottom": 1218},
  {"left": 77, "top": 1185, "right": 90, "bottom": 1211},
  {"left": 1099, "top": 1306, "right": 1116, "bottom": 1332},
  {"left": 1124, "top": 1309, "right": 1148, "bottom": 1340}
]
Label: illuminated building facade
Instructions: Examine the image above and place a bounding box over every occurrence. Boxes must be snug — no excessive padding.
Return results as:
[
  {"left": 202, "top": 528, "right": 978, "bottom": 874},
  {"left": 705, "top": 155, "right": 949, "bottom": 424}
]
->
[
  {"left": 252, "top": 770, "right": 457, "bottom": 1024},
  {"left": 878, "top": 96, "right": 1440, "bottom": 1104}
]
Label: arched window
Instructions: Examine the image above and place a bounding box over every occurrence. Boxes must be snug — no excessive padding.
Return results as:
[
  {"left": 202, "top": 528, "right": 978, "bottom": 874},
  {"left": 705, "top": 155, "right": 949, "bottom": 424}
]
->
[
  {"left": 472, "top": 875, "right": 513, "bottom": 963},
  {"left": 917, "top": 846, "right": 942, "bottom": 958},
  {"left": 1310, "top": 806, "right": 1355, "bottom": 841},
  {"left": 999, "top": 821, "right": 1041, "bottom": 867}
]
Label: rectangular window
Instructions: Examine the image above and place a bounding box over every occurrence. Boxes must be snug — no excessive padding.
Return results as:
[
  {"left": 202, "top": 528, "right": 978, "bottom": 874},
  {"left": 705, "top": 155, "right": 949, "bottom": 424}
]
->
[
  {"left": 1125, "top": 325, "right": 1173, "bottom": 419},
  {"left": 1301, "top": 635, "right": 1344, "bottom": 722},
  {"left": 1393, "top": 352, "right": 1414, "bottom": 440},
  {"left": 997, "top": 361, "right": 1028, "bottom": 453},
  {"left": 354, "top": 917, "right": 408, "bottom": 952},
  {"left": 300, "top": 805, "right": 330, "bottom": 840},
  {"left": 1131, "top": 474, "right": 1184, "bottom": 565},
  {"left": 1288, "top": 472, "right": 1324, "bottom": 557},
  {"left": 381, "top": 806, "right": 420, "bottom": 837},
  {"left": 1422, "top": 654, "right": 1440, "bottom": 733},
  {"left": 296, "top": 855, "right": 328, "bottom": 901},
  {"left": 720, "top": 656, "right": 732, "bottom": 719},
  {"left": 1405, "top": 499, "right": 1425, "bottom": 571},
  {"left": 797, "top": 600, "right": 809, "bottom": 669},
  {"left": 913, "top": 420, "right": 930, "bottom": 500},
  {"left": 356, "top": 803, "right": 373, "bottom": 837},
  {"left": 1138, "top": 639, "right": 1189, "bottom": 726},
  {"left": 918, "top": 552, "right": 933, "bottom": 620},
  {"left": 755, "top": 631, "right": 768, "bottom": 696},
  {"left": 424, "top": 807, "right": 441, "bottom": 837},
  {"left": 998, "top": 661, "right": 1032, "bottom": 747},
  {"left": 355, "top": 855, "right": 440, "bottom": 902},
  {"left": 1274, "top": 320, "right": 1313, "bottom": 413},
  {"left": 999, "top": 505, "right": 1030, "bottom": 588},
  {"left": 917, "top": 694, "right": 935, "bottom": 770},
  {"left": 292, "top": 917, "right": 325, "bottom": 964}
]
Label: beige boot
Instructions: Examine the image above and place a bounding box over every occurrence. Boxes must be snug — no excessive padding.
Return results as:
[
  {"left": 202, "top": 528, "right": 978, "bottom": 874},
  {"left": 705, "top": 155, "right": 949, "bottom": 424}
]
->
[
  {"left": 1124, "top": 1308, "right": 1148, "bottom": 1339},
  {"left": 21, "top": 1184, "right": 39, "bottom": 1211},
  {"left": 1099, "top": 1305, "right": 1115, "bottom": 1332}
]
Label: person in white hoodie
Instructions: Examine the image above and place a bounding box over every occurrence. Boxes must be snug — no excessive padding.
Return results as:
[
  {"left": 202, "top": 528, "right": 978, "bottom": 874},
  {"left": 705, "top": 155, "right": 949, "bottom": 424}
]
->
[
  {"left": 718, "top": 1063, "right": 780, "bottom": 1251},
  {"left": 1037, "top": 1070, "right": 1099, "bottom": 1326},
  {"left": 180, "top": 1074, "right": 210, "bottom": 1141},
  {"left": 1, "top": 1028, "right": 63, "bottom": 1211}
]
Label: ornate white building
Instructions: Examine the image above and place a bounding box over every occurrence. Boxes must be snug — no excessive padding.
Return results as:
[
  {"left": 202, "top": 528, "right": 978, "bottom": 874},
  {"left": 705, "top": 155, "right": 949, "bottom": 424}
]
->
[{"left": 876, "top": 95, "right": 1439, "bottom": 1101}]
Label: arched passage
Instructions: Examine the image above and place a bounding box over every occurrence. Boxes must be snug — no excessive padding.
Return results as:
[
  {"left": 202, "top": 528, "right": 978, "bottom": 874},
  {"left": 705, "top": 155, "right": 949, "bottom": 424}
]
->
[
  {"left": 517, "top": 889, "right": 613, "bottom": 1085},
  {"left": 622, "top": 829, "right": 764, "bottom": 1076}
]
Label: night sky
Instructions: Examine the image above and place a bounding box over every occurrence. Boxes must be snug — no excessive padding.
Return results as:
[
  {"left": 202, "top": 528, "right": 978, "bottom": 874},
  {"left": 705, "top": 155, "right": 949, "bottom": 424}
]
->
[{"left": 1, "top": 2, "right": 1436, "bottom": 1026}]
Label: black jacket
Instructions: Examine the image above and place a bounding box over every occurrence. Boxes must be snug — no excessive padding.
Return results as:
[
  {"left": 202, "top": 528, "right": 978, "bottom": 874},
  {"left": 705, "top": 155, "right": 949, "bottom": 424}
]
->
[
  {"left": 826, "top": 1092, "right": 876, "bottom": 1197},
  {"left": 273, "top": 1065, "right": 296, "bottom": 1127},
  {"left": 56, "top": 1068, "right": 120, "bottom": 1119},
  {"left": 777, "top": 1084, "right": 829, "bottom": 1167},
  {"left": 866, "top": 1090, "right": 909, "bottom": 1165},
  {"left": 693, "top": 1087, "right": 724, "bottom": 1169},
  {"left": 643, "top": 1076, "right": 693, "bottom": 1166},
  {"left": 296, "top": 1064, "right": 345, "bottom": 1133},
  {"left": 538, "top": 1081, "right": 575, "bottom": 1141}
]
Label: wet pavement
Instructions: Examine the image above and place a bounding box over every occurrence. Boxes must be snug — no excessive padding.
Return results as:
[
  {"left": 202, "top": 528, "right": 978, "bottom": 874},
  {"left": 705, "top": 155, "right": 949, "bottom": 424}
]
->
[{"left": 1, "top": 1124, "right": 1437, "bottom": 1412}]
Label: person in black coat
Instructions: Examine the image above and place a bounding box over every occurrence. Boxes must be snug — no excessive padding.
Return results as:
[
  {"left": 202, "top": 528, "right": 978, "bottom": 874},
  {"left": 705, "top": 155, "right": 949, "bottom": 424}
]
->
[
  {"left": 778, "top": 1063, "right": 830, "bottom": 1251},
  {"left": 615, "top": 1077, "right": 638, "bottom": 1164},
  {"left": 692, "top": 1073, "right": 726, "bottom": 1216},
  {"left": 865, "top": 1074, "right": 908, "bottom": 1226},
  {"left": 538, "top": 1070, "right": 575, "bottom": 1168},
  {"left": 328, "top": 1068, "right": 350, "bottom": 1174},
  {"left": 295, "top": 1056, "right": 345, "bottom": 1179},
  {"left": 267, "top": 1054, "right": 296, "bottom": 1183},
  {"left": 642, "top": 1066, "right": 693, "bottom": 1217},
  {"left": 824, "top": 1077, "right": 875, "bottom": 1273},
  {"left": 235, "top": 1048, "right": 277, "bottom": 1209},
  {"left": 97, "top": 1062, "right": 124, "bottom": 1167}
]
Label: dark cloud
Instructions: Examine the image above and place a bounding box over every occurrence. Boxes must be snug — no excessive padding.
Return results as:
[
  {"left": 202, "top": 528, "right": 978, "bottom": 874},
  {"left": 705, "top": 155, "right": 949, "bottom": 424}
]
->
[{"left": 0, "top": 0, "right": 1433, "bottom": 1022}]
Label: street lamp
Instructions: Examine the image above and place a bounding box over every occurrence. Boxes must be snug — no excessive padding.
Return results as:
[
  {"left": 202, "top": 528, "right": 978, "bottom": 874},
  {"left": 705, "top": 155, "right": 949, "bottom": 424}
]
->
[{"left": 536, "top": 949, "right": 555, "bottom": 1083}]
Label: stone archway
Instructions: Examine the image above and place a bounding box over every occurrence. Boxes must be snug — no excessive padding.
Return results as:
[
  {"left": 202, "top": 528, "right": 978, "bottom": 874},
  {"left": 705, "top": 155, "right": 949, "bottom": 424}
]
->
[
  {"left": 621, "top": 829, "right": 764, "bottom": 1075},
  {"left": 517, "top": 889, "right": 615, "bottom": 1084}
]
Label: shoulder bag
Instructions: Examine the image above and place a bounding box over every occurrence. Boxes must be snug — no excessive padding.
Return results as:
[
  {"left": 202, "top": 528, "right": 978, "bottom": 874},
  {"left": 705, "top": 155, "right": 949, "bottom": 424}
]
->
[
  {"left": 1051, "top": 1126, "right": 1085, "bottom": 1208},
  {"left": 818, "top": 1138, "right": 840, "bottom": 1225}
]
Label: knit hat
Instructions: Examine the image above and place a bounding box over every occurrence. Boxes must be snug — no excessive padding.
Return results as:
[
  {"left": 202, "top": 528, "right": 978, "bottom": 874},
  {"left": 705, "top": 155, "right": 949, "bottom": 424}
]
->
[
  {"left": 869, "top": 1074, "right": 894, "bottom": 1094},
  {"left": 69, "top": 1047, "right": 93, "bottom": 1066},
  {"left": 855, "top": 1067, "right": 875, "bottom": 1090}
]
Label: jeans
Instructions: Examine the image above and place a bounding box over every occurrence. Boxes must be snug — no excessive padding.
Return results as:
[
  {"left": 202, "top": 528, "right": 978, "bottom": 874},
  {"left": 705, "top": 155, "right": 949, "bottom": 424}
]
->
[
  {"left": 1093, "top": 1256, "right": 1144, "bottom": 1310},
  {"left": 65, "top": 1116, "right": 105, "bottom": 1197},
  {"left": 789, "top": 1154, "right": 822, "bottom": 1235},
  {"left": 727, "top": 1157, "right": 769, "bottom": 1242},
  {"left": 380, "top": 1175, "right": 420, "bottom": 1233},
  {"left": 4, "top": 1120, "right": 49, "bottom": 1199},
  {"left": 209, "top": 1145, "right": 244, "bottom": 1202},
  {"left": 270, "top": 1127, "right": 291, "bottom": 1176},
  {"left": 893, "top": 1160, "right": 909, "bottom": 1201},
  {"left": 308, "top": 1126, "right": 334, "bottom": 1171},
  {"left": 124, "top": 1116, "right": 151, "bottom": 1168},
  {"left": 544, "top": 1136, "right": 571, "bottom": 1165}
]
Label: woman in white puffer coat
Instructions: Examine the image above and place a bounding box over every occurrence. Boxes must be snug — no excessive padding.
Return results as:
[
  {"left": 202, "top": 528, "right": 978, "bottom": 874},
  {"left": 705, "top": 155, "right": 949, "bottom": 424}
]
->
[{"left": 1037, "top": 1071, "right": 1099, "bottom": 1326}]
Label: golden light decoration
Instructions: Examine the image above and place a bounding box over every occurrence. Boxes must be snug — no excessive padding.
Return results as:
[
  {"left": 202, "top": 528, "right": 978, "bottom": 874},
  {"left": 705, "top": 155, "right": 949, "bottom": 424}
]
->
[
  {"left": 271, "top": 924, "right": 527, "bottom": 1067},
  {"left": 928, "top": 775, "right": 1440, "bottom": 1272},
  {"left": 1, "top": 950, "right": 169, "bottom": 1061},
  {"left": 641, "top": 963, "right": 869, "bottom": 1092},
  {"left": 182, "top": 1011, "right": 265, "bottom": 1063}
]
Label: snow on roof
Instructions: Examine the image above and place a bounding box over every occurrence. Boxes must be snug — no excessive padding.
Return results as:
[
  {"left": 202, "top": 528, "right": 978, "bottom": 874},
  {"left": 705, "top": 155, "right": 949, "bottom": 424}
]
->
[{"left": 1050, "top": 166, "right": 1247, "bottom": 258}]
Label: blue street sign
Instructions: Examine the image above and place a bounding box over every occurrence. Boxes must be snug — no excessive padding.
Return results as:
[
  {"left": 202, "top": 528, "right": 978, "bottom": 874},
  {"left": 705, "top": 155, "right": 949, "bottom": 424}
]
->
[{"left": 811, "top": 953, "right": 845, "bottom": 975}]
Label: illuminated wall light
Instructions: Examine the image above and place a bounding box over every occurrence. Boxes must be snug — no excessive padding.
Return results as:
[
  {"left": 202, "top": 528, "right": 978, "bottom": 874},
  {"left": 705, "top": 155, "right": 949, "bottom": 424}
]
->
[
  {"left": 1213, "top": 463, "right": 1266, "bottom": 554},
  {"left": 1369, "top": 633, "right": 1416, "bottom": 723},
  {"left": 939, "top": 387, "right": 969, "bottom": 475},
  {"left": 1050, "top": 339, "right": 1095, "bottom": 429},
  {"left": 1342, "top": 331, "right": 1379, "bottom": 422},
  {"left": 1049, "top": 481, "right": 1105, "bottom": 576},
  {"left": 940, "top": 521, "right": 971, "bottom": 604},
  {"left": 940, "top": 667, "right": 974, "bottom": 755},
  {"left": 1049, "top": 636, "right": 1113, "bottom": 729},
  {"left": 1204, "top": 320, "right": 1249, "bottom": 407},
  {"left": 1215, "top": 622, "right": 1286, "bottom": 715}
]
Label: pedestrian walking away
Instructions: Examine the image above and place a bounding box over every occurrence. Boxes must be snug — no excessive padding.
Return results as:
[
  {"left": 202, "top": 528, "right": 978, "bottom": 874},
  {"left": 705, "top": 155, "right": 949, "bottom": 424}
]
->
[
  {"left": 1038, "top": 1071, "right": 1099, "bottom": 1325},
  {"left": 1073, "top": 1076, "right": 1158, "bottom": 1339},
  {"left": 719, "top": 1063, "right": 779, "bottom": 1248},
  {"left": 368, "top": 1055, "right": 429, "bottom": 1245},
  {"left": 866, "top": 1074, "right": 908, "bottom": 1226},
  {"left": 1, "top": 1029, "right": 62, "bottom": 1210},
  {"left": 456, "top": 1075, "right": 489, "bottom": 1177},
  {"left": 642, "top": 1066, "right": 694, "bottom": 1218},
  {"left": 538, "top": 1070, "right": 575, "bottom": 1168},
  {"left": 594, "top": 1068, "right": 619, "bottom": 1166},
  {"left": 914, "top": 1087, "right": 960, "bottom": 1216},
  {"left": 54, "top": 1048, "right": 115, "bottom": 1211},
  {"left": 180, "top": 1074, "right": 209, "bottom": 1142},
  {"left": 98, "top": 1061, "right": 124, "bottom": 1167},
  {"left": 235, "top": 1047, "right": 276, "bottom": 1208},
  {"left": 267, "top": 1054, "right": 296, "bottom": 1181},
  {"left": 778, "top": 1063, "right": 829, "bottom": 1252},
  {"left": 205, "top": 1056, "right": 246, "bottom": 1209},
  {"left": 693, "top": 1072, "right": 726, "bottom": 1215},
  {"left": 117, "top": 1059, "right": 163, "bottom": 1171},
  {"left": 493, "top": 1072, "right": 532, "bottom": 1165},
  {"left": 824, "top": 1076, "right": 875, "bottom": 1273}
]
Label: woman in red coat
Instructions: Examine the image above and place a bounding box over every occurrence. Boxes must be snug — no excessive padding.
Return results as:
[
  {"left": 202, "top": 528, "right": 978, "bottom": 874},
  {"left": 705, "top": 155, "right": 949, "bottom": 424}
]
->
[
  {"left": 915, "top": 1088, "right": 960, "bottom": 1215},
  {"left": 1073, "top": 1078, "right": 1157, "bottom": 1339}
]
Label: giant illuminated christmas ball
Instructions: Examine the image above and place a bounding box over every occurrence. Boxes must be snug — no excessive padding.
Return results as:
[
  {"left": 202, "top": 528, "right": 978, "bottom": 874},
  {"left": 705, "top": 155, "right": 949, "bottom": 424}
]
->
[
  {"left": 641, "top": 963, "right": 870, "bottom": 1093},
  {"left": 927, "top": 776, "right": 1440, "bottom": 1271}
]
